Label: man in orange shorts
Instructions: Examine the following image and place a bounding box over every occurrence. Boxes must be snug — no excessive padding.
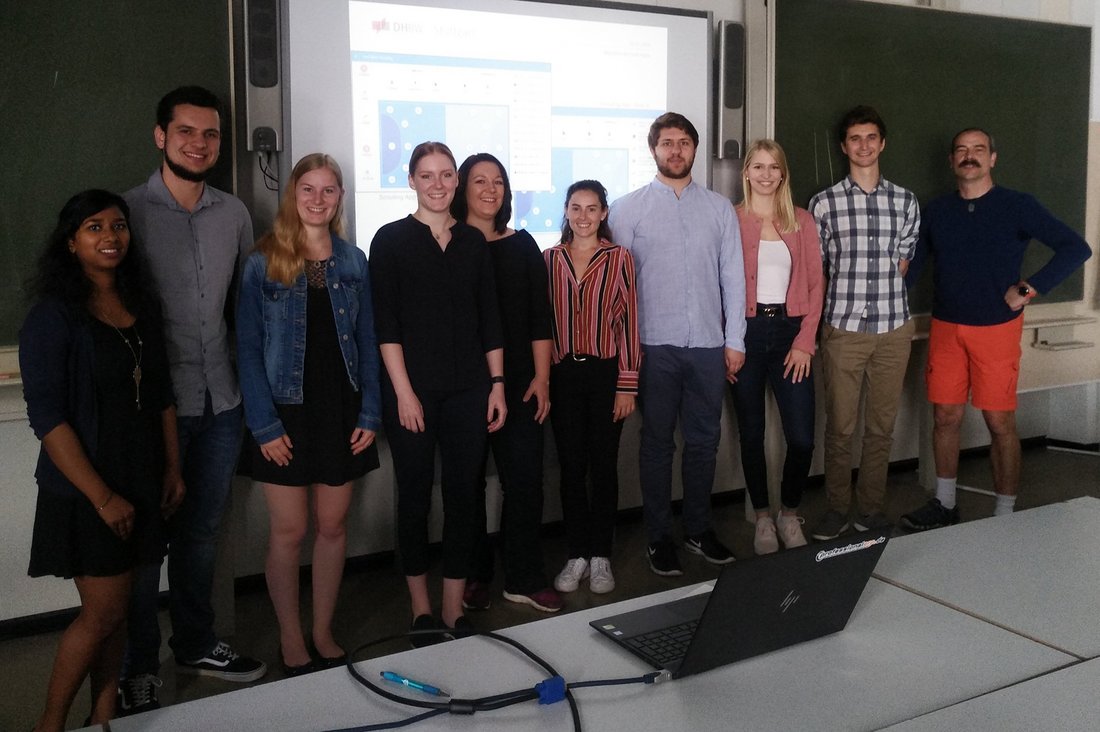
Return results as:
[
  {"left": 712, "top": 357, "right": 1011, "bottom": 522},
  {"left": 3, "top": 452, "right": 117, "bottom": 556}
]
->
[{"left": 901, "top": 128, "right": 1090, "bottom": 530}]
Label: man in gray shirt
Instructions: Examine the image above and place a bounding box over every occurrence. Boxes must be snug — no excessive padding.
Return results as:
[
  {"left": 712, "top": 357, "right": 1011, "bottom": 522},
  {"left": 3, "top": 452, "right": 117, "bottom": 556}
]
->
[
  {"left": 119, "top": 86, "right": 264, "bottom": 714},
  {"left": 609, "top": 112, "right": 746, "bottom": 576}
]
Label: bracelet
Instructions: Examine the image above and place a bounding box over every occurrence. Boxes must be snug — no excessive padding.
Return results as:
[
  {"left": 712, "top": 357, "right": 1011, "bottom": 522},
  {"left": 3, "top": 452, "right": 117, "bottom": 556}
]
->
[
  {"left": 490, "top": 375, "right": 505, "bottom": 385},
  {"left": 96, "top": 492, "right": 115, "bottom": 512}
]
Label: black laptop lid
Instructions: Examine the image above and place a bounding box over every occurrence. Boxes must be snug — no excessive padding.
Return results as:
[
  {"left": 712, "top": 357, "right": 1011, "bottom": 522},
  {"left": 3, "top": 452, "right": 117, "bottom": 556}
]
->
[{"left": 675, "top": 529, "right": 890, "bottom": 677}]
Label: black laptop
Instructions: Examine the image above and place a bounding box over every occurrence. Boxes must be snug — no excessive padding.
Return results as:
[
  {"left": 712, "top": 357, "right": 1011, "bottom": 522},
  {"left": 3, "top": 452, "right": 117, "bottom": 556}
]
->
[{"left": 589, "top": 528, "right": 889, "bottom": 678}]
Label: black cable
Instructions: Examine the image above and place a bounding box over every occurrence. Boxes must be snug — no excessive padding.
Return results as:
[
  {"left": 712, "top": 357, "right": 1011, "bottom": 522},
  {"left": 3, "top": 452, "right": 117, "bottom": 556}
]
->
[
  {"left": 326, "top": 626, "right": 606, "bottom": 732},
  {"left": 257, "top": 151, "right": 280, "bottom": 191}
]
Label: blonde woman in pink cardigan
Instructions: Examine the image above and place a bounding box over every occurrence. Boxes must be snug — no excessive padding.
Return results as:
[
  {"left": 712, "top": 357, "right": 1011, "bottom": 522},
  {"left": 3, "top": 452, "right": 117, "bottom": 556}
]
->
[{"left": 731, "top": 139, "right": 824, "bottom": 555}]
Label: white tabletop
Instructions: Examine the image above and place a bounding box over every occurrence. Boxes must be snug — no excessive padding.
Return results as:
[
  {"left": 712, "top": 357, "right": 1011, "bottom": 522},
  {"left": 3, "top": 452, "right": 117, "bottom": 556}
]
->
[
  {"left": 875, "top": 496, "right": 1100, "bottom": 658},
  {"left": 880, "top": 656, "right": 1100, "bottom": 732},
  {"left": 99, "top": 576, "right": 1075, "bottom": 731}
]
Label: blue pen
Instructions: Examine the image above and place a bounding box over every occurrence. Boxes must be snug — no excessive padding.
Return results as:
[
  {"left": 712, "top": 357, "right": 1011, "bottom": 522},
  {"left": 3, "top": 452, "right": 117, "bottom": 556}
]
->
[{"left": 380, "top": 670, "right": 450, "bottom": 697}]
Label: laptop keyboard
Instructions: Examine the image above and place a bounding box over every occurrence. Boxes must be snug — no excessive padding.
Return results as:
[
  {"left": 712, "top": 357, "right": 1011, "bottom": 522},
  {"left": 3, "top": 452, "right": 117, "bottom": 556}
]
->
[{"left": 624, "top": 620, "right": 699, "bottom": 665}]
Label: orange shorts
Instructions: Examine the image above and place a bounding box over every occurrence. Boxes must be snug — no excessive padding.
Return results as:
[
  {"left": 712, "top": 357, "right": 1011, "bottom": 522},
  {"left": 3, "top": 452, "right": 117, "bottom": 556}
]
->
[{"left": 926, "top": 317, "right": 1023, "bottom": 411}]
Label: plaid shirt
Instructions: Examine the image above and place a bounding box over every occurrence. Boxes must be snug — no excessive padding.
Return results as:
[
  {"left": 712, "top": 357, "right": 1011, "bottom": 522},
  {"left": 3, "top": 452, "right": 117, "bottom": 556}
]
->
[{"left": 809, "top": 176, "right": 919, "bottom": 334}]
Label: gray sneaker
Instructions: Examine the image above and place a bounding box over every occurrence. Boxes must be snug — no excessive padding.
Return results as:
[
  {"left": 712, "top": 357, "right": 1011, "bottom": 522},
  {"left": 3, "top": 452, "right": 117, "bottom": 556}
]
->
[
  {"left": 854, "top": 512, "right": 893, "bottom": 531},
  {"left": 811, "top": 510, "right": 850, "bottom": 541},
  {"left": 117, "top": 674, "right": 162, "bottom": 716}
]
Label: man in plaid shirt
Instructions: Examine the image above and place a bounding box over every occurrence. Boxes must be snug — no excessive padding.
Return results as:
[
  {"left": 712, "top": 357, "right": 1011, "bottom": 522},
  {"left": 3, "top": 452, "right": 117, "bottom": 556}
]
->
[{"left": 808, "top": 105, "right": 919, "bottom": 540}]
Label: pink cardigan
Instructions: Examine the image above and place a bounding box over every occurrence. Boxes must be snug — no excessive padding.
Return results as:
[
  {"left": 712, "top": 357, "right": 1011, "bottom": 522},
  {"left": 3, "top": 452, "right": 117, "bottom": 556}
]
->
[{"left": 738, "top": 206, "right": 824, "bottom": 355}]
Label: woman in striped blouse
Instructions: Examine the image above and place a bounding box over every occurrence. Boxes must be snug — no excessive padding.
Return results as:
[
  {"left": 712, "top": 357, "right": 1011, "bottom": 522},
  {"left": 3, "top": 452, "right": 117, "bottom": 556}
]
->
[{"left": 544, "top": 180, "right": 641, "bottom": 596}]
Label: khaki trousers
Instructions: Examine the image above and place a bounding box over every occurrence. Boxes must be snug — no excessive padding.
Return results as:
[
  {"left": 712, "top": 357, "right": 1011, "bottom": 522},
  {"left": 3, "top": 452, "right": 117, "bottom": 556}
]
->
[{"left": 820, "top": 320, "right": 914, "bottom": 515}]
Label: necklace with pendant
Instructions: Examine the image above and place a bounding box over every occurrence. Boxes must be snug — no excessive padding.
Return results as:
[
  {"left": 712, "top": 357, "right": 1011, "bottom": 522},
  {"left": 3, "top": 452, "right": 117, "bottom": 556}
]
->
[{"left": 103, "top": 314, "right": 144, "bottom": 411}]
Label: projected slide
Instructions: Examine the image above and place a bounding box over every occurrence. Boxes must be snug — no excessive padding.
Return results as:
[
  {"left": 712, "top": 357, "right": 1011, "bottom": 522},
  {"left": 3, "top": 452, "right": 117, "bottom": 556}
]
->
[{"left": 348, "top": 1, "right": 667, "bottom": 247}]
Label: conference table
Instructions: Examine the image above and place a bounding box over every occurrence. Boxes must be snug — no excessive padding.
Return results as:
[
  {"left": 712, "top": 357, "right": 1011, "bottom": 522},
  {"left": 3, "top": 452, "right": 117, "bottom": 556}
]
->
[{"left": 84, "top": 497, "right": 1100, "bottom": 731}]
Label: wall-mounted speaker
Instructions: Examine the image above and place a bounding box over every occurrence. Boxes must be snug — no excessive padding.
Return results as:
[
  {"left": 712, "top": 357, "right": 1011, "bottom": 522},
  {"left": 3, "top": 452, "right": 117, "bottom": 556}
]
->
[
  {"left": 245, "top": 0, "right": 283, "bottom": 151},
  {"left": 716, "top": 20, "right": 745, "bottom": 160}
]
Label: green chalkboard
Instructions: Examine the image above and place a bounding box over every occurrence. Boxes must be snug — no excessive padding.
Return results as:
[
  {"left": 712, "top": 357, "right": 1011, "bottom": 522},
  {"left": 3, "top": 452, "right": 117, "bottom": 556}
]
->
[
  {"left": 775, "top": 0, "right": 1091, "bottom": 313},
  {"left": 0, "top": 1, "right": 232, "bottom": 345}
]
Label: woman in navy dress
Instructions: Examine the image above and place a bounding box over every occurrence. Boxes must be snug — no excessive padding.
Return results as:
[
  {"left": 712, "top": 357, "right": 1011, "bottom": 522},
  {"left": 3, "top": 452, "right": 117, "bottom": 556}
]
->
[{"left": 21, "top": 190, "right": 180, "bottom": 730}]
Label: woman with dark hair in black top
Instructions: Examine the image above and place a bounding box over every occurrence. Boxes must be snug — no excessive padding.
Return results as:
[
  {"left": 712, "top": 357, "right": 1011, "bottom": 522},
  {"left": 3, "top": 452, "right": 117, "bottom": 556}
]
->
[
  {"left": 21, "top": 190, "right": 180, "bottom": 731},
  {"left": 452, "top": 153, "right": 562, "bottom": 614},
  {"left": 370, "top": 142, "right": 506, "bottom": 644}
]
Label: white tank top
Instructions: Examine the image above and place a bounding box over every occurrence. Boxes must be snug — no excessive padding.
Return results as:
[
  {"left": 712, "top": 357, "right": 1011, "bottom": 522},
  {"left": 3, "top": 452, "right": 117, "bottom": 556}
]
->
[{"left": 756, "top": 239, "right": 792, "bottom": 304}]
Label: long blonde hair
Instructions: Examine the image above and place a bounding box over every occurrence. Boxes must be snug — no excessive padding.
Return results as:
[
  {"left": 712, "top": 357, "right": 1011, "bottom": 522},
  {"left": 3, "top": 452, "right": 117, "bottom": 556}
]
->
[
  {"left": 739, "top": 139, "right": 799, "bottom": 234},
  {"left": 256, "top": 153, "right": 347, "bottom": 285}
]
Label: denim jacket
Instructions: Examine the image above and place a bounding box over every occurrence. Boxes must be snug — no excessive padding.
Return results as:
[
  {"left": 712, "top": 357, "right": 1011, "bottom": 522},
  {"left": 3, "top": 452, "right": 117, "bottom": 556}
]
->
[{"left": 236, "top": 235, "right": 382, "bottom": 444}]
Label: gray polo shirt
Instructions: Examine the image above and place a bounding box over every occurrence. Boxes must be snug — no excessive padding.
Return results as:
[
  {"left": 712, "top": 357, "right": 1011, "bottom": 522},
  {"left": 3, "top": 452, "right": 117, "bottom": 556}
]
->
[{"left": 124, "top": 170, "right": 254, "bottom": 417}]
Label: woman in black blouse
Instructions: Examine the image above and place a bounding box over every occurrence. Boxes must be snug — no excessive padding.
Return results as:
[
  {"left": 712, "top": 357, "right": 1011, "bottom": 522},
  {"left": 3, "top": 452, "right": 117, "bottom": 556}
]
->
[
  {"left": 451, "top": 153, "right": 562, "bottom": 614},
  {"left": 370, "top": 141, "right": 506, "bottom": 644}
]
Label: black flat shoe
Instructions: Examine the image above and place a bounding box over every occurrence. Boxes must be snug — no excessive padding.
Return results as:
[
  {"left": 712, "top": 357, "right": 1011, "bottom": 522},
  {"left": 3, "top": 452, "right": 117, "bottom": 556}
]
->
[
  {"left": 281, "top": 657, "right": 317, "bottom": 677},
  {"left": 316, "top": 652, "right": 347, "bottom": 670},
  {"left": 409, "top": 614, "right": 446, "bottom": 649}
]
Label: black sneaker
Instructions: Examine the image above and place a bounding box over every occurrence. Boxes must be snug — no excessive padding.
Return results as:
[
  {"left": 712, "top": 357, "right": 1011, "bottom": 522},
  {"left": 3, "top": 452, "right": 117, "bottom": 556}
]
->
[
  {"left": 409, "top": 614, "right": 446, "bottom": 649},
  {"left": 854, "top": 512, "right": 893, "bottom": 532},
  {"left": 683, "top": 531, "right": 736, "bottom": 564},
  {"left": 900, "top": 499, "right": 960, "bottom": 532},
  {"left": 647, "top": 539, "right": 684, "bottom": 576},
  {"left": 445, "top": 615, "right": 475, "bottom": 640},
  {"left": 811, "top": 510, "right": 850, "bottom": 541},
  {"left": 117, "top": 674, "right": 162, "bottom": 716},
  {"left": 176, "top": 641, "right": 267, "bottom": 682}
]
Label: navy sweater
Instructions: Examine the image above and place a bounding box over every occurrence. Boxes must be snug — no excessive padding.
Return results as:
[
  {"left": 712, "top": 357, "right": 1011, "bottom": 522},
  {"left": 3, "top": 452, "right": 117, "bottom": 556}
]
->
[{"left": 909, "top": 186, "right": 1091, "bottom": 325}]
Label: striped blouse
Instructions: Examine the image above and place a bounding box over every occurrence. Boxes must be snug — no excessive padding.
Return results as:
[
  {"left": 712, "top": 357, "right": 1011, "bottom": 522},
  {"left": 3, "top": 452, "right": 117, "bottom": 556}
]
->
[{"left": 544, "top": 240, "right": 642, "bottom": 394}]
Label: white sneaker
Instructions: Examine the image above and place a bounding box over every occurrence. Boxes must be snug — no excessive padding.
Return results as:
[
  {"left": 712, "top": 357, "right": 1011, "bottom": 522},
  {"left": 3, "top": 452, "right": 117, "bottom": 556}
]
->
[
  {"left": 753, "top": 517, "right": 779, "bottom": 555},
  {"left": 554, "top": 558, "right": 589, "bottom": 593},
  {"left": 777, "top": 514, "right": 807, "bottom": 549},
  {"left": 588, "top": 557, "right": 615, "bottom": 594}
]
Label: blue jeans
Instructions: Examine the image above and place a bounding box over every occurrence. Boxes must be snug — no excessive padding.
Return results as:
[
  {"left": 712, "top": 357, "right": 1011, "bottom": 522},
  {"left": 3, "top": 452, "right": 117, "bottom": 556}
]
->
[
  {"left": 729, "top": 314, "right": 815, "bottom": 511},
  {"left": 638, "top": 345, "right": 727, "bottom": 543},
  {"left": 125, "top": 394, "right": 243, "bottom": 673}
]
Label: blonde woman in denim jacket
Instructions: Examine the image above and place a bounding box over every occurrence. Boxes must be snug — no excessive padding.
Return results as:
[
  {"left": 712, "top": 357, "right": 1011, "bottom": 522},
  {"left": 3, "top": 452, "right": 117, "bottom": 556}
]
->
[{"left": 237, "top": 153, "right": 381, "bottom": 676}]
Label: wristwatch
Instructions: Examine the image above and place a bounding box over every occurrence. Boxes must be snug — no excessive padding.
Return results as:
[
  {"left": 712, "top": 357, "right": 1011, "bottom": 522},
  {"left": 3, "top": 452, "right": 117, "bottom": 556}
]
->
[
  {"left": 1017, "top": 284, "right": 1032, "bottom": 298},
  {"left": 490, "top": 375, "right": 505, "bottom": 385}
]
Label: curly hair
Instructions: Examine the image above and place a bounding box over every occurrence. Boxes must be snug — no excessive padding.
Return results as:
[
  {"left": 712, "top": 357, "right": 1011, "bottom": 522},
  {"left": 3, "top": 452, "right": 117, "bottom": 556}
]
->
[{"left": 26, "top": 189, "right": 159, "bottom": 320}]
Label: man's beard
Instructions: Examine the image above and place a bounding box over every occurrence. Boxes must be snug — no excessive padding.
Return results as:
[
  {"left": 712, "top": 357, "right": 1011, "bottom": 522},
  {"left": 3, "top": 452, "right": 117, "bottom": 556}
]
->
[
  {"left": 164, "top": 151, "right": 213, "bottom": 183},
  {"left": 657, "top": 158, "right": 692, "bottom": 180}
]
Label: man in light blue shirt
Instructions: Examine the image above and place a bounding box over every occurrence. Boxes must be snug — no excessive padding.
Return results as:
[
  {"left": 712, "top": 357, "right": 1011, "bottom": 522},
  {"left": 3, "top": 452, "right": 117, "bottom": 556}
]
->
[{"left": 609, "top": 112, "right": 746, "bottom": 576}]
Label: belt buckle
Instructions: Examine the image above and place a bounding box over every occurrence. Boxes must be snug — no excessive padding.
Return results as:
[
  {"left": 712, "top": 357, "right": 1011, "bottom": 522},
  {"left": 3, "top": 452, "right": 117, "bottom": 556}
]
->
[{"left": 571, "top": 353, "right": 588, "bottom": 362}]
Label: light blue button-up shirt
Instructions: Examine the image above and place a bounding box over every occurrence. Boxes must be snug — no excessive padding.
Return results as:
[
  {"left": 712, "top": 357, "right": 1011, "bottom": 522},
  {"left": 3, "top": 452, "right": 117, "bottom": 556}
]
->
[{"left": 609, "top": 178, "right": 746, "bottom": 352}]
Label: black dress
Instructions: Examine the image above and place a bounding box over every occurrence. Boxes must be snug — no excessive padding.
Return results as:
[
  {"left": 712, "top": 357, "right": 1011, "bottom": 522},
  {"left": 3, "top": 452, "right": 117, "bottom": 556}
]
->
[
  {"left": 28, "top": 318, "right": 169, "bottom": 578},
  {"left": 244, "top": 259, "right": 379, "bottom": 486}
]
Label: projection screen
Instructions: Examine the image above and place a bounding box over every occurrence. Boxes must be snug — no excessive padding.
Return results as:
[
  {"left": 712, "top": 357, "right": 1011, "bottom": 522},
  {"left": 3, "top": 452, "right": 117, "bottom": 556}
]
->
[{"left": 284, "top": 0, "right": 712, "bottom": 250}]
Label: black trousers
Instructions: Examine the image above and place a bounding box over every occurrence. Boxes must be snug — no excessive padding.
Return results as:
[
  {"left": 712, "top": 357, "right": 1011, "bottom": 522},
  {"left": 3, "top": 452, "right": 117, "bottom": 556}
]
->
[
  {"left": 470, "top": 381, "right": 549, "bottom": 594},
  {"left": 384, "top": 382, "right": 489, "bottom": 578},
  {"left": 549, "top": 357, "right": 624, "bottom": 559}
]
